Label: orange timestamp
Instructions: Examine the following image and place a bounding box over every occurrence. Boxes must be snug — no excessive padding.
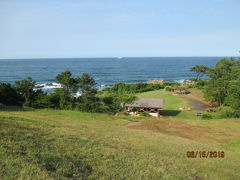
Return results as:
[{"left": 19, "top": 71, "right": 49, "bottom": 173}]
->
[{"left": 187, "top": 151, "right": 225, "bottom": 158}]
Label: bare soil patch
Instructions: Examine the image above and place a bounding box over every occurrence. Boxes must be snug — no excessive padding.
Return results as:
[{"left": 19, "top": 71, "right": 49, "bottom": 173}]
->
[
  {"left": 128, "top": 119, "right": 233, "bottom": 144},
  {"left": 178, "top": 95, "right": 210, "bottom": 110}
]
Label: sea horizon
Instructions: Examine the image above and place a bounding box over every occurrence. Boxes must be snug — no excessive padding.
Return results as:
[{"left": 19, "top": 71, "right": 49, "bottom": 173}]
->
[
  {"left": 0, "top": 57, "right": 230, "bottom": 88},
  {"left": 0, "top": 56, "right": 239, "bottom": 60}
]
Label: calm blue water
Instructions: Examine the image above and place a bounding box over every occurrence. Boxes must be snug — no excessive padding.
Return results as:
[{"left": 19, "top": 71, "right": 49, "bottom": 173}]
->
[{"left": 0, "top": 57, "right": 223, "bottom": 88}]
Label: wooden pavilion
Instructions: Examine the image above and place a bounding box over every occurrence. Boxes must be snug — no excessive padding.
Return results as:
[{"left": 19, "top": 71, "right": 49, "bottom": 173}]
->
[{"left": 124, "top": 98, "right": 164, "bottom": 117}]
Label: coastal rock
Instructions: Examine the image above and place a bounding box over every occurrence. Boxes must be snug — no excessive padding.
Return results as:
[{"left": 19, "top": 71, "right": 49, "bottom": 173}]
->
[
  {"left": 183, "top": 79, "right": 196, "bottom": 85},
  {"left": 147, "top": 78, "right": 166, "bottom": 84}
]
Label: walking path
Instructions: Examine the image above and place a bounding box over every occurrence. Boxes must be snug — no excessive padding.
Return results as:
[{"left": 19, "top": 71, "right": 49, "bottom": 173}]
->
[{"left": 175, "top": 93, "right": 210, "bottom": 111}]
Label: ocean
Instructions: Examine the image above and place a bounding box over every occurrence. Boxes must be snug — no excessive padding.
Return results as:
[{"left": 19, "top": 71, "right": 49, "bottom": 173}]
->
[{"left": 0, "top": 57, "right": 223, "bottom": 88}]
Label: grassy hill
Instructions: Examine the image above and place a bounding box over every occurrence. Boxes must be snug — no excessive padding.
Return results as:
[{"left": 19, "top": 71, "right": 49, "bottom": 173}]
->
[{"left": 1, "top": 90, "right": 240, "bottom": 179}]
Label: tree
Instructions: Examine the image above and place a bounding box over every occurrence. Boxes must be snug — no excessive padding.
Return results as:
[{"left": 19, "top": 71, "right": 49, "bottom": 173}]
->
[
  {"left": 225, "top": 79, "right": 240, "bottom": 110},
  {"left": 55, "top": 71, "right": 98, "bottom": 111},
  {"left": 190, "top": 65, "right": 209, "bottom": 80},
  {"left": 78, "top": 73, "right": 96, "bottom": 94},
  {"left": 15, "top": 77, "right": 39, "bottom": 107},
  {"left": 0, "top": 83, "right": 23, "bottom": 106},
  {"left": 203, "top": 58, "right": 240, "bottom": 105},
  {"left": 56, "top": 70, "right": 78, "bottom": 94},
  {"left": 76, "top": 93, "right": 101, "bottom": 113},
  {"left": 75, "top": 73, "right": 99, "bottom": 112}
]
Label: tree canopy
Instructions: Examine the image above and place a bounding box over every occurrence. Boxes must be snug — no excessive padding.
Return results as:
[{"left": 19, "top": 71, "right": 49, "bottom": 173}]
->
[
  {"left": 56, "top": 70, "right": 78, "bottom": 94},
  {"left": 15, "top": 77, "right": 42, "bottom": 107},
  {"left": 190, "top": 65, "right": 209, "bottom": 80},
  {"left": 204, "top": 58, "right": 240, "bottom": 106},
  {"left": 0, "top": 83, "right": 23, "bottom": 106}
]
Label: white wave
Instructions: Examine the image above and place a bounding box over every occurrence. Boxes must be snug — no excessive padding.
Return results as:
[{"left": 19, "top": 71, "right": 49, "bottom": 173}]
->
[
  {"left": 72, "top": 92, "right": 82, "bottom": 97},
  {"left": 174, "top": 79, "right": 185, "bottom": 83},
  {"left": 34, "top": 82, "right": 62, "bottom": 89}
]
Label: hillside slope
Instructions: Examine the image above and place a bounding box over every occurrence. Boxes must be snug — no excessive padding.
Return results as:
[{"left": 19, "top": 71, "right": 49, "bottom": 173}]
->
[{"left": 1, "top": 109, "right": 240, "bottom": 179}]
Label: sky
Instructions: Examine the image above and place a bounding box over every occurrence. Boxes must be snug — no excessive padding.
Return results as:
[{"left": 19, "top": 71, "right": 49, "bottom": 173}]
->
[{"left": 0, "top": 0, "right": 240, "bottom": 58}]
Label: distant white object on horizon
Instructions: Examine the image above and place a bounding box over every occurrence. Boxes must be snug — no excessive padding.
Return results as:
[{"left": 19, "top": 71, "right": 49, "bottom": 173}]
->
[{"left": 117, "top": 57, "right": 123, "bottom": 59}]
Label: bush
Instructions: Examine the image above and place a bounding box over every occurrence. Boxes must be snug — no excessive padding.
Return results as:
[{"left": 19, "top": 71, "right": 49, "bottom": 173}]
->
[
  {"left": 32, "top": 92, "right": 61, "bottom": 109},
  {"left": 138, "top": 112, "right": 151, "bottom": 117},
  {"left": 100, "top": 94, "right": 136, "bottom": 114},
  {"left": 163, "top": 82, "right": 180, "bottom": 86},
  {"left": 106, "top": 82, "right": 164, "bottom": 94},
  {"left": 218, "top": 107, "right": 240, "bottom": 118},
  {"left": 201, "top": 113, "right": 213, "bottom": 120},
  {"left": 165, "top": 86, "right": 172, "bottom": 92}
]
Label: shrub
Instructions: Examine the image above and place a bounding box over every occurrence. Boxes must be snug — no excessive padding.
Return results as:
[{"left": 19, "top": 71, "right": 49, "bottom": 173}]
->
[
  {"left": 201, "top": 113, "right": 213, "bottom": 119},
  {"left": 75, "top": 93, "right": 102, "bottom": 113},
  {"left": 163, "top": 82, "right": 181, "bottom": 87},
  {"left": 106, "top": 82, "right": 164, "bottom": 94},
  {"left": 218, "top": 107, "right": 240, "bottom": 118},
  {"left": 32, "top": 92, "right": 61, "bottom": 109},
  {"left": 138, "top": 112, "right": 151, "bottom": 117},
  {"left": 165, "top": 86, "right": 172, "bottom": 92}
]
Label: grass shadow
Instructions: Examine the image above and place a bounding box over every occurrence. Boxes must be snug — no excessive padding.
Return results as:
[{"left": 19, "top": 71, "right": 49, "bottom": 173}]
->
[
  {"left": 0, "top": 105, "right": 35, "bottom": 112},
  {"left": 160, "top": 110, "right": 181, "bottom": 116},
  {"left": 0, "top": 118, "right": 92, "bottom": 179}
]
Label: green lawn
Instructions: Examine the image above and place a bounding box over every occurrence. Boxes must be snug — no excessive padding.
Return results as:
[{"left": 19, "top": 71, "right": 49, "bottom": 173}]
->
[
  {"left": 137, "top": 89, "right": 196, "bottom": 118},
  {"left": 137, "top": 89, "right": 188, "bottom": 110},
  {"left": 1, "top": 108, "right": 240, "bottom": 179}
]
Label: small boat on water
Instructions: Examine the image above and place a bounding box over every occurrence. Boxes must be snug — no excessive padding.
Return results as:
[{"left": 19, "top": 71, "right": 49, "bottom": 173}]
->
[{"left": 117, "top": 57, "right": 123, "bottom": 59}]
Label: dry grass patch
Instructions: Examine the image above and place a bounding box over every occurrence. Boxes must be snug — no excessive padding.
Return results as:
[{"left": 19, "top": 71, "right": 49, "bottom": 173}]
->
[{"left": 127, "top": 119, "right": 238, "bottom": 144}]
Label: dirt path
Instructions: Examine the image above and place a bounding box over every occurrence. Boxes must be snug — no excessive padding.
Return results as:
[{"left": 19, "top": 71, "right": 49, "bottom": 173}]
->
[
  {"left": 175, "top": 93, "right": 210, "bottom": 111},
  {"left": 179, "top": 95, "right": 210, "bottom": 110}
]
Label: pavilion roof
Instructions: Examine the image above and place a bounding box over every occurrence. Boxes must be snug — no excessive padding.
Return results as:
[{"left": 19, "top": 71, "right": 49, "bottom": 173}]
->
[{"left": 125, "top": 98, "right": 164, "bottom": 108}]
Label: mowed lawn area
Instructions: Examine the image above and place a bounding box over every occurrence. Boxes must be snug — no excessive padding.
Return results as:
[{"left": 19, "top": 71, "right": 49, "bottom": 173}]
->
[
  {"left": 137, "top": 89, "right": 195, "bottom": 118},
  {"left": 1, "top": 90, "right": 240, "bottom": 179},
  {"left": 137, "top": 89, "right": 187, "bottom": 110}
]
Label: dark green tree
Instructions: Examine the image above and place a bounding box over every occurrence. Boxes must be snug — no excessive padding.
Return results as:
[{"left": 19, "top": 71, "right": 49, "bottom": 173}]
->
[
  {"left": 75, "top": 73, "right": 99, "bottom": 112},
  {"left": 203, "top": 58, "right": 240, "bottom": 105},
  {"left": 32, "top": 91, "right": 60, "bottom": 109},
  {"left": 15, "top": 77, "right": 39, "bottom": 107},
  {"left": 56, "top": 70, "right": 78, "bottom": 94},
  {"left": 0, "top": 83, "right": 23, "bottom": 106},
  {"left": 225, "top": 79, "right": 240, "bottom": 110},
  {"left": 55, "top": 71, "right": 98, "bottom": 111},
  {"left": 190, "top": 65, "right": 209, "bottom": 80},
  {"left": 76, "top": 93, "right": 101, "bottom": 113},
  {"left": 78, "top": 73, "right": 96, "bottom": 94}
]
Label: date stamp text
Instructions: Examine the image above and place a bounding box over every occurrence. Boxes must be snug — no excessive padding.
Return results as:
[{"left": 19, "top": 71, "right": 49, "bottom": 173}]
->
[{"left": 187, "top": 151, "right": 225, "bottom": 158}]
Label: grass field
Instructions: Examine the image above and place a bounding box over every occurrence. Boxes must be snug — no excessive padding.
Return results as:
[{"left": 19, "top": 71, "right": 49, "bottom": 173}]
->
[{"left": 1, "top": 90, "right": 240, "bottom": 179}]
